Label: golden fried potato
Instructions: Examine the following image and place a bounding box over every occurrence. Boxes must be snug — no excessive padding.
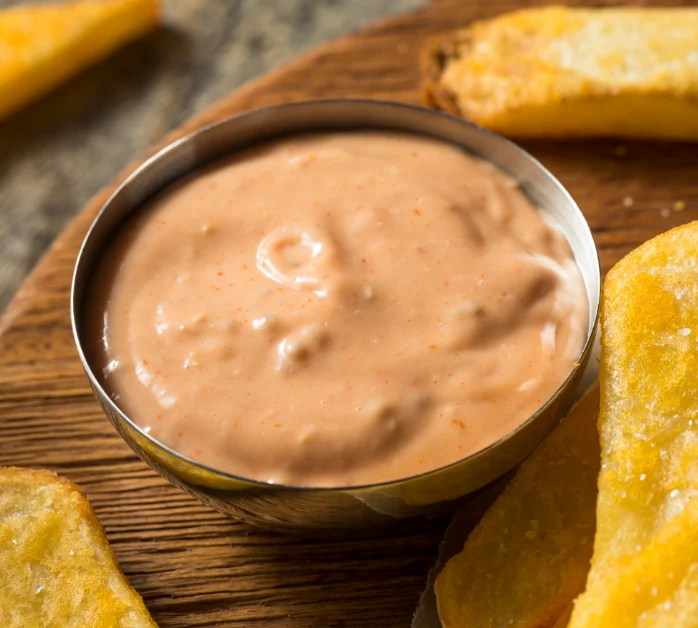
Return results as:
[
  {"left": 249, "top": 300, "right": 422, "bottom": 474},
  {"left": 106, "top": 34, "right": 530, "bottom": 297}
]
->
[
  {"left": 0, "top": 467, "right": 156, "bottom": 627},
  {"left": 435, "top": 385, "right": 599, "bottom": 628},
  {"left": 0, "top": 0, "right": 159, "bottom": 120},
  {"left": 569, "top": 221, "right": 698, "bottom": 627},
  {"left": 423, "top": 7, "right": 698, "bottom": 140}
]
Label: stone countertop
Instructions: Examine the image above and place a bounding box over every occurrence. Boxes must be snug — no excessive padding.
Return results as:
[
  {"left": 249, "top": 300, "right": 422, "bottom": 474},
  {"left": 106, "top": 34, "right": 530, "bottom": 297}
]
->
[{"left": 0, "top": 0, "right": 423, "bottom": 311}]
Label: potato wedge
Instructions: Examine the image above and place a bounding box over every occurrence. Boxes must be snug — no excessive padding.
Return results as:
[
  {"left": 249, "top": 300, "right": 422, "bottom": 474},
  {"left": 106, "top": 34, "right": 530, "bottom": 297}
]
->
[
  {"left": 569, "top": 221, "right": 698, "bottom": 627},
  {"left": 0, "top": 0, "right": 159, "bottom": 121},
  {"left": 0, "top": 467, "right": 156, "bottom": 627},
  {"left": 435, "top": 385, "right": 600, "bottom": 628},
  {"left": 423, "top": 7, "right": 698, "bottom": 140}
]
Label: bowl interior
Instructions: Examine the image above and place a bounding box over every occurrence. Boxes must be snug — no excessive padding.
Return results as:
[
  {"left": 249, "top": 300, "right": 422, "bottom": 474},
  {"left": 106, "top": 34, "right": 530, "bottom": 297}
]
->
[{"left": 72, "top": 99, "right": 600, "bottom": 493}]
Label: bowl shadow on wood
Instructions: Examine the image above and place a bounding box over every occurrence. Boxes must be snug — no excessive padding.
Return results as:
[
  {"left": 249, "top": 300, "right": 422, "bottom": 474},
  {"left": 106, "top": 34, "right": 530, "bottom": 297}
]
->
[{"left": 134, "top": 512, "right": 450, "bottom": 627}]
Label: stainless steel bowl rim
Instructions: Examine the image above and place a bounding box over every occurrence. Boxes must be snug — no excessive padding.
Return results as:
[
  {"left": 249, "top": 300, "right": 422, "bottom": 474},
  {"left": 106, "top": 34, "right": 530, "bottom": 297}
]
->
[{"left": 71, "top": 98, "right": 601, "bottom": 493}]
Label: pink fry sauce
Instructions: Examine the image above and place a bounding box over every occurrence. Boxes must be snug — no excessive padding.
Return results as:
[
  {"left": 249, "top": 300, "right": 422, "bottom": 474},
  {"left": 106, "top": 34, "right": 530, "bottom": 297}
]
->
[{"left": 87, "top": 132, "right": 588, "bottom": 487}]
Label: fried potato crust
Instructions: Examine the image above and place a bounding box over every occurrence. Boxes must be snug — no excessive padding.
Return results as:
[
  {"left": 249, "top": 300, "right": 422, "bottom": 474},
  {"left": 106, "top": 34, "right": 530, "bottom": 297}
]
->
[
  {"left": 569, "top": 221, "right": 698, "bottom": 627},
  {"left": 0, "top": 0, "right": 159, "bottom": 120},
  {"left": 422, "top": 7, "right": 698, "bottom": 140},
  {"left": 435, "top": 386, "right": 599, "bottom": 628},
  {"left": 0, "top": 467, "right": 156, "bottom": 627}
]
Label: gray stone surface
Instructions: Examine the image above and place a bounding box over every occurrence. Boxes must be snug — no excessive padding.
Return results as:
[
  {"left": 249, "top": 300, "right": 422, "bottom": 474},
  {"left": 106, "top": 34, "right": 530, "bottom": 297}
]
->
[{"left": 0, "top": 0, "right": 424, "bottom": 311}]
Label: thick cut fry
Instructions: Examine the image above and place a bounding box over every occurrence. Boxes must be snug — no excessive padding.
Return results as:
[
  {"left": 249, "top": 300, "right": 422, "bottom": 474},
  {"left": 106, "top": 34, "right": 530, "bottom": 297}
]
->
[
  {"left": 0, "top": 467, "right": 156, "bottom": 627},
  {"left": 0, "top": 0, "right": 159, "bottom": 121},
  {"left": 435, "top": 386, "right": 599, "bottom": 628},
  {"left": 569, "top": 221, "right": 698, "bottom": 627},
  {"left": 423, "top": 7, "right": 698, "bottom": 140}
]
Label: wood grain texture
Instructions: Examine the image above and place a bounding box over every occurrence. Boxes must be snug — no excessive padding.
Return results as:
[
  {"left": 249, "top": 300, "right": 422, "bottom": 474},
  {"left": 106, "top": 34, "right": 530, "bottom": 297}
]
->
[{"left": 2, "top": 0, "right": 698, "bottom": 626}]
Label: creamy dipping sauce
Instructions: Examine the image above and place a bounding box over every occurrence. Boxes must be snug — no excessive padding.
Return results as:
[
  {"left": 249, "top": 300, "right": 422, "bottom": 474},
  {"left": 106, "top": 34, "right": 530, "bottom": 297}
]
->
[{"left": 87, "top": 132, "right": 588, "bottom": 487}]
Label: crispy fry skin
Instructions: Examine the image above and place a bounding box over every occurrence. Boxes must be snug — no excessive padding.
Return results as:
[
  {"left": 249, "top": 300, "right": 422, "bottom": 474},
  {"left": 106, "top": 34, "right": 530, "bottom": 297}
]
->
[
  {"left": 422, "top": 7, "right": 698, "bottom": 140},
  {"left": 569, "top": 221, "right": 698, "bottom": 627},
  {"left": 0, "top": 0, "right": 159, "bottom": 121},
  {"left": 435, "top": 386, "right": 599, "bottom": 628},
  {"left": 0, "top": 467, "right": 156, "bottom": 627}
]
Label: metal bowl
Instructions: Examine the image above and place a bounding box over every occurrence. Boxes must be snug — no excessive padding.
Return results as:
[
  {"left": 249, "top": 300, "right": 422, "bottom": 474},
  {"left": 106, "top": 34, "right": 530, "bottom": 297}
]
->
[{"left": 71, "top": 99, "right": 600, "bottom": 536}]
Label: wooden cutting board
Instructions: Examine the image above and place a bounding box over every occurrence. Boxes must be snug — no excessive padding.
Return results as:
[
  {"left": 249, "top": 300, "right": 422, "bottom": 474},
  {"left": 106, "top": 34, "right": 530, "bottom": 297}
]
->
[{"left": 2, "top": 0, "right": 697, "bottom": 625}]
